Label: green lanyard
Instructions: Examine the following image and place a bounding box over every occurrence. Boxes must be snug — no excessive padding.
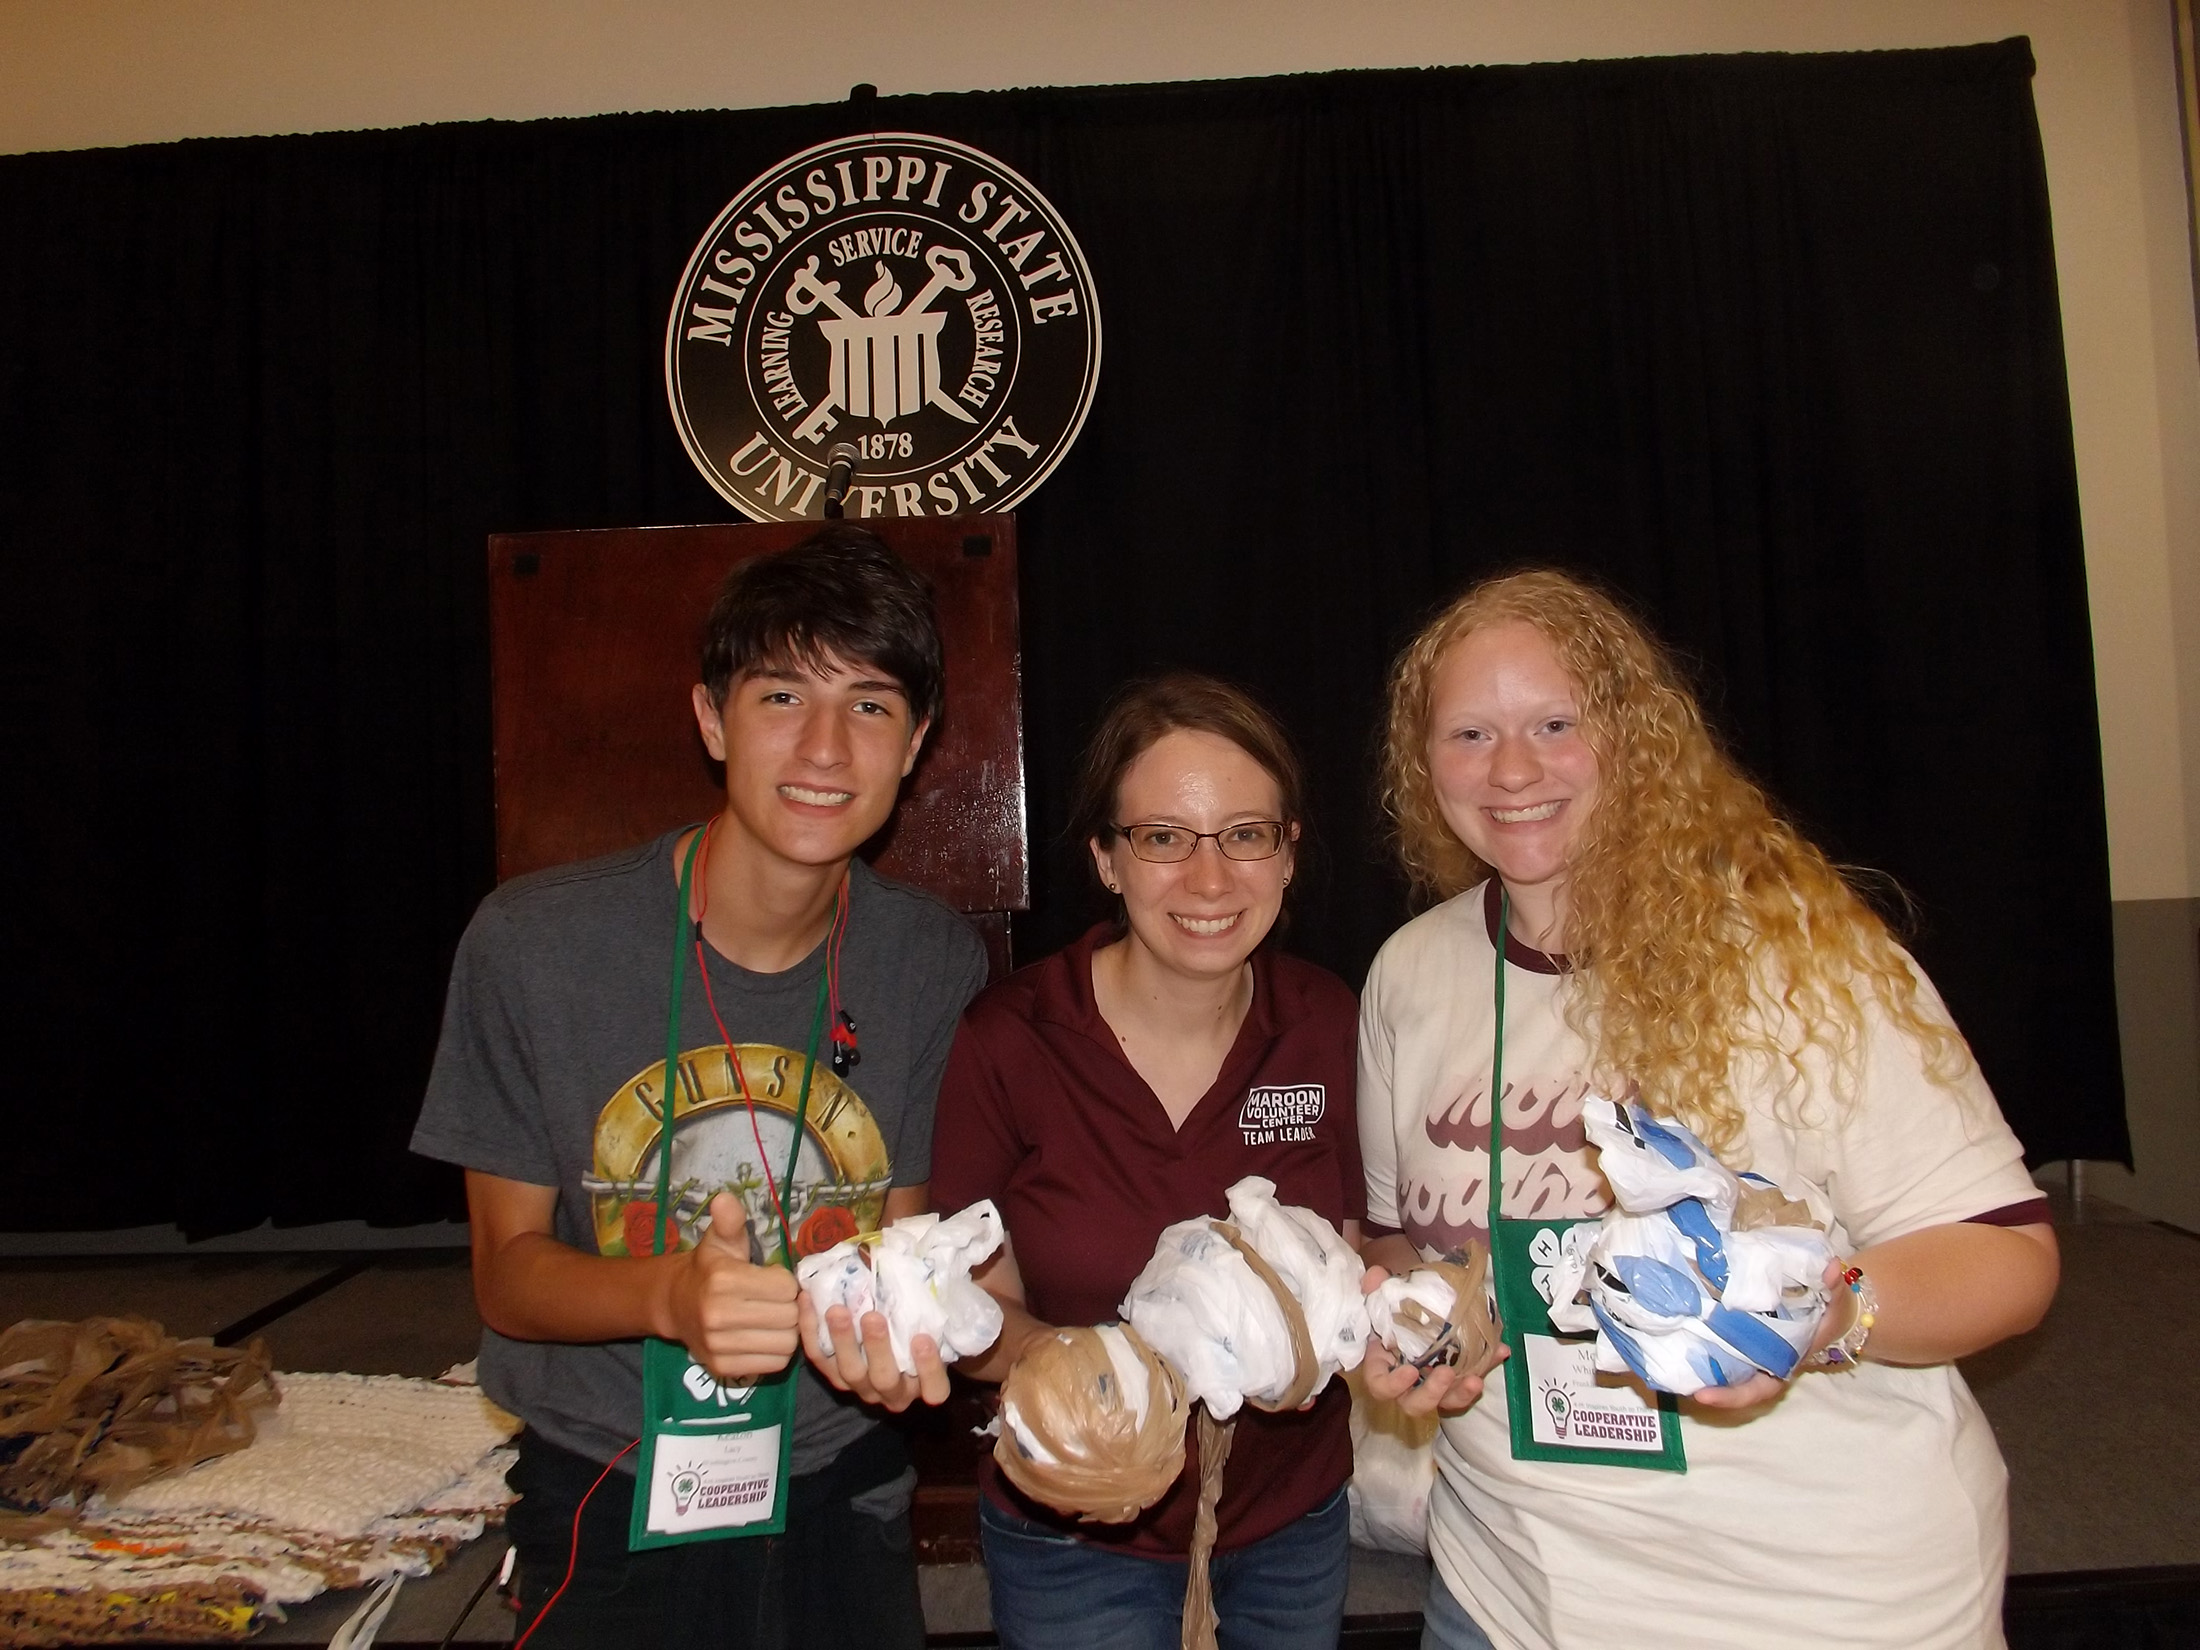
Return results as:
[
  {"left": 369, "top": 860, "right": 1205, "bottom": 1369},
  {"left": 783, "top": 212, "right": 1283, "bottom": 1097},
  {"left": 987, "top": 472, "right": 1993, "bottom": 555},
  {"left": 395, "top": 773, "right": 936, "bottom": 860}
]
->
[
  {"left": 651, "top": 827, "right": 832, "bottom": 1262},
  {"left": 1487, "top": 887, "right": 1512, "bottom": 1240},
  {"left": 1485, "top": 885, "right": 1685, "bottom": 1471},
  {"left": 649, "top": 828, "right": 705, "bottom": 1260},
  {"left": 628, "top": 825, "right": 838, "bottom": 1551}
]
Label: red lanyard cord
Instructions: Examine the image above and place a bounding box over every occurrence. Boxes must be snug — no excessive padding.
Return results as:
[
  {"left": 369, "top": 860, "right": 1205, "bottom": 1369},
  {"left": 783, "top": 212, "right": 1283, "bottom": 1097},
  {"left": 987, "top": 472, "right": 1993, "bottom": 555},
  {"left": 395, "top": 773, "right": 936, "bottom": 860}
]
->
[
  {"left": 688, "top": 814, "right": 848, "bottom": 1252},
  {"left": 826, "top": 867, "right": 858, "bottom": 1071},
  {"left": 509, "top": 1437, "right": 638, "bottom": 1650}
]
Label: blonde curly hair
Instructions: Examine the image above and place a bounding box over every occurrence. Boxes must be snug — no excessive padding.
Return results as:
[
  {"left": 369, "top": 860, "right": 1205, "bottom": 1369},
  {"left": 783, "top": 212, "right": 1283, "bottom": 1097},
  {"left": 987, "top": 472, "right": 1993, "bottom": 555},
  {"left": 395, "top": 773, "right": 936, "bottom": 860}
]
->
[{"left": 1379, "top": 569, "right": 1970, "bottom": 1158}]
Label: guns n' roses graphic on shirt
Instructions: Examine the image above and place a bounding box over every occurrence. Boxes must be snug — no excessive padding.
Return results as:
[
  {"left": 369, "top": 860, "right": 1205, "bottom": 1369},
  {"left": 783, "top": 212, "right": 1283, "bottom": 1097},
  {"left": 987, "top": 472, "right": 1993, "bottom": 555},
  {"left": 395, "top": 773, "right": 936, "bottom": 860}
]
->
[{"left": 586, "top": 1042, "right": 893, "bottom": 1263}]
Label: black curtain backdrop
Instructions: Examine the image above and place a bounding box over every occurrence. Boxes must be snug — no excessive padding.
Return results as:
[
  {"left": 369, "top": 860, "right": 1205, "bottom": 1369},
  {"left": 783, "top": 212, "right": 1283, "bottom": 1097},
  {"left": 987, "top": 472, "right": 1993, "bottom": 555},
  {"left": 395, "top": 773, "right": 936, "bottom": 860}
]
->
[{"left": 0, "top": 40, "right": 2125, "bottom": 1236}]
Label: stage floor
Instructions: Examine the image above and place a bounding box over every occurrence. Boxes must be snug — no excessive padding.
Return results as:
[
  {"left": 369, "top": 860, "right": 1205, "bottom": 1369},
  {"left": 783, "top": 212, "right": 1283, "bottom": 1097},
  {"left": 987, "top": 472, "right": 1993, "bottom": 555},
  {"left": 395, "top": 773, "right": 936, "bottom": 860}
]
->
[{"left": 2, "top": 1190, "right": 2191, "bottom": 1646}]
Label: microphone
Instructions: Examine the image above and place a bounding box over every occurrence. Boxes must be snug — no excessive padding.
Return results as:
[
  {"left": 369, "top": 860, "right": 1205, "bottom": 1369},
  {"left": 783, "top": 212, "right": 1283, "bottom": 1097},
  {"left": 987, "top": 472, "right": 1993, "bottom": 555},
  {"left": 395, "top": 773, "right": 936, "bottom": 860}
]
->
[{"left": 822, "top": 442, "right": 859, "bottom": 518}]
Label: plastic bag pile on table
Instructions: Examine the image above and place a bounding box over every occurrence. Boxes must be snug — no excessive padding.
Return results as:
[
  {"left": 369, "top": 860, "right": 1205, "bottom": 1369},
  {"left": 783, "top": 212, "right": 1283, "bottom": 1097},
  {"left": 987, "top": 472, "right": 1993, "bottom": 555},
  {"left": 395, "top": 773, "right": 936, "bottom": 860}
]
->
[
  {"left": 0, "top": 1318, "right": 277, "bottom": 1512},
  {"left": 796, "top": 1199, "right": 1006, "bottom": 1375},
  {"left": 1546, "top": 1098, "right": 1836, "bottom": 1394}
]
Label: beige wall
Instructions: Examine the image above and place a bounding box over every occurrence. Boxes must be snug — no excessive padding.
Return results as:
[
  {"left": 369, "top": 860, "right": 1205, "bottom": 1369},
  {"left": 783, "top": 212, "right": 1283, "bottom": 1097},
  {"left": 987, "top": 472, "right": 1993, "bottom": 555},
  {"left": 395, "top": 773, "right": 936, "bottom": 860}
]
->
[{"left": 6, "top": 0, "right": 2197, "bottom": 1209}]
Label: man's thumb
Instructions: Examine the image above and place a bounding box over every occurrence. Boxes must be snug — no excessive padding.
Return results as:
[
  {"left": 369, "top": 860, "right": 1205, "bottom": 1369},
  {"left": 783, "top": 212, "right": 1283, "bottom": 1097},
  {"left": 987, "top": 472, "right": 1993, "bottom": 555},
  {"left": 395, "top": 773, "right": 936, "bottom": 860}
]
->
[{"left": 701, "top": 1191, "right": 755, "bottom": 1261}]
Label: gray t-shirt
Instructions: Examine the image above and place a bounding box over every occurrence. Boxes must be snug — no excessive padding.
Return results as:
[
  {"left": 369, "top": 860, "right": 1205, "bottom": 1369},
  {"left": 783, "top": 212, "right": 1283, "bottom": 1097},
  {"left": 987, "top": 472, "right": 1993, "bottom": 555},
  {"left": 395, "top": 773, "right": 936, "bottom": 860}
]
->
[{"left": 411, "top": 830, "right": 989, "bottom": 1475}]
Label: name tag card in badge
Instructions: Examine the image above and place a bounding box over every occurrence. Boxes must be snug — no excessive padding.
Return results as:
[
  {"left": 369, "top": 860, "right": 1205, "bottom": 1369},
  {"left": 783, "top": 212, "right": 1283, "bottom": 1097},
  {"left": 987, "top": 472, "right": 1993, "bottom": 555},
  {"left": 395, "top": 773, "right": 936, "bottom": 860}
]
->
[
  {"left": 1493, "top": 1218, "right": 1682, "bottom": 1470},
  {"left": 630, "top": 1339, "right": 796, "bottom": 1547}
]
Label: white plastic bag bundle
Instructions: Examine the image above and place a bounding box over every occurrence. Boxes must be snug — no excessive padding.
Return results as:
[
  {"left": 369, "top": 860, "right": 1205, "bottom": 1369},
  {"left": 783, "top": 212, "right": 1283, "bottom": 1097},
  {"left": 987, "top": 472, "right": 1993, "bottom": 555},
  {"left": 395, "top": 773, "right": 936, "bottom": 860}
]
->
[
  {"left": 1221, "top": 1177, "right": 1370, "bottom": 1381},
  {"left": 795, "top": 1199, "right": 1006, "bottom": 1375},
  {"left": 871, "top": 1202, "right": 1008, "bottom": 1373},
  {"left": 1366, "top": 1270, "right": 1459, "bottom": 1366},
  {"left": 1545, "top": 1100, "right": 1835, "bottom": 1394},
  {"left": 796, "top": 1242, "right": 876, "bottom": 1335},
  {"left": 1117, "top": 1179, "right": 1369, "bottom": 1650},
  {"left": 1118, "top": 1218, "right": 1297, "bottom": 1420},
  {"left": 1343, "top": 1365, "right": 1440, "bottom": 1555},
  {"left": 1119, "top": 1177, "right": 1366, "bottom": 1419}
]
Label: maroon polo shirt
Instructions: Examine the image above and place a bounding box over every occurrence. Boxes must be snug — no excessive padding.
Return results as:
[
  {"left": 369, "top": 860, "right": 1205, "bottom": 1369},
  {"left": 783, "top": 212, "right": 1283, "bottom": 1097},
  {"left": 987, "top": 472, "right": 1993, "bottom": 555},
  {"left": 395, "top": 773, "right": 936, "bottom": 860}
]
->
[{"left": 931, "top": 924, "right": 1364, "bottom": 1558}]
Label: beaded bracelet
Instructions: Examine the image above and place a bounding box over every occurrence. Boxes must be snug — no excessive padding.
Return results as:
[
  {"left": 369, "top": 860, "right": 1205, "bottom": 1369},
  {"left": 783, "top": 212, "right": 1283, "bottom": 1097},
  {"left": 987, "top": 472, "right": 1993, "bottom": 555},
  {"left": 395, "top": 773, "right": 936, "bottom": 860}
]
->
[{"left": 1811, "top": 1265, "right": 1878, "bottom": 1369}]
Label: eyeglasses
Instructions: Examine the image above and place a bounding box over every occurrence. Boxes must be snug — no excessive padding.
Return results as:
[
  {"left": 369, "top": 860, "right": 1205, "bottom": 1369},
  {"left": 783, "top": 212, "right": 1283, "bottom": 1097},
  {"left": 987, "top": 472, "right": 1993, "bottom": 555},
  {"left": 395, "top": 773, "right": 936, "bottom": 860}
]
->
[{"left": 1111, "top": 821, "right": 1288, "bottom": 863}]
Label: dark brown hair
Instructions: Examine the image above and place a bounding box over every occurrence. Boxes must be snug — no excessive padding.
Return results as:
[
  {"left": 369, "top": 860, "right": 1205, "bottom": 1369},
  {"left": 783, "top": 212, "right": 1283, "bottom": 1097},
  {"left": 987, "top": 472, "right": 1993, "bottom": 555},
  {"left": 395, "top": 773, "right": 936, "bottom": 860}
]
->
[
  {"left": 1066, "top": 672, "right": 1309, "bottom": 893},
  {"left": 699, "top": 524, "right": 944, "bottom": 725}
]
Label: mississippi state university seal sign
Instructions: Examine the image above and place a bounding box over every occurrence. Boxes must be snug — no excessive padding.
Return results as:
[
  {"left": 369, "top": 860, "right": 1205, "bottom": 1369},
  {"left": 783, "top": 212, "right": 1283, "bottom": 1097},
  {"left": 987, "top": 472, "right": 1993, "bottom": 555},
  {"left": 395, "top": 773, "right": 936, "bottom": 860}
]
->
[{"left": 667, "top": 133, "right": 1101, "bottom": 521}]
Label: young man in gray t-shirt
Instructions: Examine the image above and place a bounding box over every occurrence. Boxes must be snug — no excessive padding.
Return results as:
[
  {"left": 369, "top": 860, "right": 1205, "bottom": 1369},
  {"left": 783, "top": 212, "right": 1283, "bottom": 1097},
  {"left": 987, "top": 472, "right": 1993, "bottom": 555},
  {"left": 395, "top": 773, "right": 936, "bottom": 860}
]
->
[{"left": 412, "top": 527, "right": 988, "bottom": 1647}]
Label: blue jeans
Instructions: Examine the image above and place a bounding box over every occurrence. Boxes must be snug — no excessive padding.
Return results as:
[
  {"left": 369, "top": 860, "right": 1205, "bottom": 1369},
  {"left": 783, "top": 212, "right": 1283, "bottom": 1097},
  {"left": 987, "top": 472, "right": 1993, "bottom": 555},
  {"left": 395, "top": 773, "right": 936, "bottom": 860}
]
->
[
  {"left": 1421, "top": 1569, "right": 1500, "bottom": 1650},
  {"left": 980, "top": 1487, "right": 1350, "bottom": 1650}
]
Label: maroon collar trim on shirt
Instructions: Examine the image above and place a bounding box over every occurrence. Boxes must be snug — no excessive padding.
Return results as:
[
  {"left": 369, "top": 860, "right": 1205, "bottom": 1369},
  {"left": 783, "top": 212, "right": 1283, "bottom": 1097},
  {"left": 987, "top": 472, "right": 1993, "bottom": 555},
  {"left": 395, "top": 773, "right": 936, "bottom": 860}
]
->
[
  {"left": 1030, "top": 922, "right": 1283, "bottom": 1040},
  {"left": 1482, "top": 878, "right": 1569, "bottom": 975}
]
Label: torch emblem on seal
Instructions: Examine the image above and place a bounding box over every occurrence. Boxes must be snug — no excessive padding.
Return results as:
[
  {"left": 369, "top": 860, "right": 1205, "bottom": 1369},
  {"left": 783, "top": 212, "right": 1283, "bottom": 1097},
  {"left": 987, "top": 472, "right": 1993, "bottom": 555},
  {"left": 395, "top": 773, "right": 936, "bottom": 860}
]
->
[{"left": 788, "top": 248, "right": 981, "bottom": 441}]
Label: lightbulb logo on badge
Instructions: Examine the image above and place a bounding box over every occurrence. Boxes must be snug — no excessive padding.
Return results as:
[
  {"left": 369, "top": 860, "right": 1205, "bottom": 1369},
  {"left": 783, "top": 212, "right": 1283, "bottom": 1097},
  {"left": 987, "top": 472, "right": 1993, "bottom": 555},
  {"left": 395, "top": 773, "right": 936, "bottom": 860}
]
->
[
  {"left": 670, "top": 1466, "right": 703, "bottom": 1517},
  {"left": 666, "top": 133, "right": 1101, "bottom": 522},
  {"left": 1540, "top": 1382, "right": 1572, "bottom": 1440}
]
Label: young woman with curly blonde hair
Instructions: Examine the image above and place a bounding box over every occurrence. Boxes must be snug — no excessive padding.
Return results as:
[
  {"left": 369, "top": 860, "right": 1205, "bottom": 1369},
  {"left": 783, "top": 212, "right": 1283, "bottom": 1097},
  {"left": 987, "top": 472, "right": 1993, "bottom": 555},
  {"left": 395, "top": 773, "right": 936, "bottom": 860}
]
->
[{"left": 1354, "top": 570, "right": 2058, "bottom": 1650}]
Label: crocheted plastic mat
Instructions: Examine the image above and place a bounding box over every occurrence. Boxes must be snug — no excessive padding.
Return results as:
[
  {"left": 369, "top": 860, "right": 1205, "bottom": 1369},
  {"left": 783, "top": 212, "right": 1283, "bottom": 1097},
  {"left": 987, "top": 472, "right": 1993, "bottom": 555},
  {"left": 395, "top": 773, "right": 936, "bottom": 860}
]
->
[
  {"left": 0, "top": 1372, "right": 519, "bottom": 1644},
  {"left": 113, "top": 1372, "right": 517, "bottom": 1538},
  {"left": 0, "top": 1575, "right": 262, "bottom": 1647}
]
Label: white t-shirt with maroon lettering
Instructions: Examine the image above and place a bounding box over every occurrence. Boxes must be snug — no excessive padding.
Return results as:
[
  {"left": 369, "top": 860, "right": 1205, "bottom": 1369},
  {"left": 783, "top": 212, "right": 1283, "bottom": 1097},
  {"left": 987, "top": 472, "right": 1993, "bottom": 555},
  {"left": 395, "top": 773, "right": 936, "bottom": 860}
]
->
[{"left": 1359, "top": 881, "right": 2042, "bottom": 1650}]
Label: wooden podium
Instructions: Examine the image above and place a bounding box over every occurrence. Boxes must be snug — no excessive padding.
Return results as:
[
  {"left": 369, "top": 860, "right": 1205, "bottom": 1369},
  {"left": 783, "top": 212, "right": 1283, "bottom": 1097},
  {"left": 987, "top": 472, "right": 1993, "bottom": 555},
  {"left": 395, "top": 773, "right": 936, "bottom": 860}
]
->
[
  {"left": 486, "top": 514, "right": 1024, "bottom": 1557},
  {"left": 486, "top": 514, "right": 1027, "bottom": 974}
]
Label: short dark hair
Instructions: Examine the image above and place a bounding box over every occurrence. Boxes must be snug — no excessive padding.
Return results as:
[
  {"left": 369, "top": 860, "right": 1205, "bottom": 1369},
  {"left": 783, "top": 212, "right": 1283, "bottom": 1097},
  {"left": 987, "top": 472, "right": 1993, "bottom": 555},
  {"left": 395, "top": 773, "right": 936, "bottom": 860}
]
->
[
  {"left": 699, "top": 525, "right": 944, "bottom": 725},
  {"left": 1066, "top": 672, "right": 1310, "bottom": 882}
]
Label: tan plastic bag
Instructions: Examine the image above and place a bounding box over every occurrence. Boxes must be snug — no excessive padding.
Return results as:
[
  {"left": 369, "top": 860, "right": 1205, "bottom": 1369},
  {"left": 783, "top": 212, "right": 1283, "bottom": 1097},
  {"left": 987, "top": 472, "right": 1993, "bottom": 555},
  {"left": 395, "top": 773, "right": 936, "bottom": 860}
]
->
[
  {"left": 0, "top": 1317, "right": 277, "bottom": 1508},
  {"left": 993, "top": 1323, "right": 1189, "bottom": 1526}
]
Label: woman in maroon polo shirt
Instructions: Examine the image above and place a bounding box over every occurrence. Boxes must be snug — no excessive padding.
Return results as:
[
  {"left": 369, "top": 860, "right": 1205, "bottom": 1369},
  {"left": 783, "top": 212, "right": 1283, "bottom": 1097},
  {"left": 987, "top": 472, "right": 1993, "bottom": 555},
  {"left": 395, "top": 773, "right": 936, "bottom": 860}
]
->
[{"left": 931, "top": 672, "right": 1366, "bottom": 1650}]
